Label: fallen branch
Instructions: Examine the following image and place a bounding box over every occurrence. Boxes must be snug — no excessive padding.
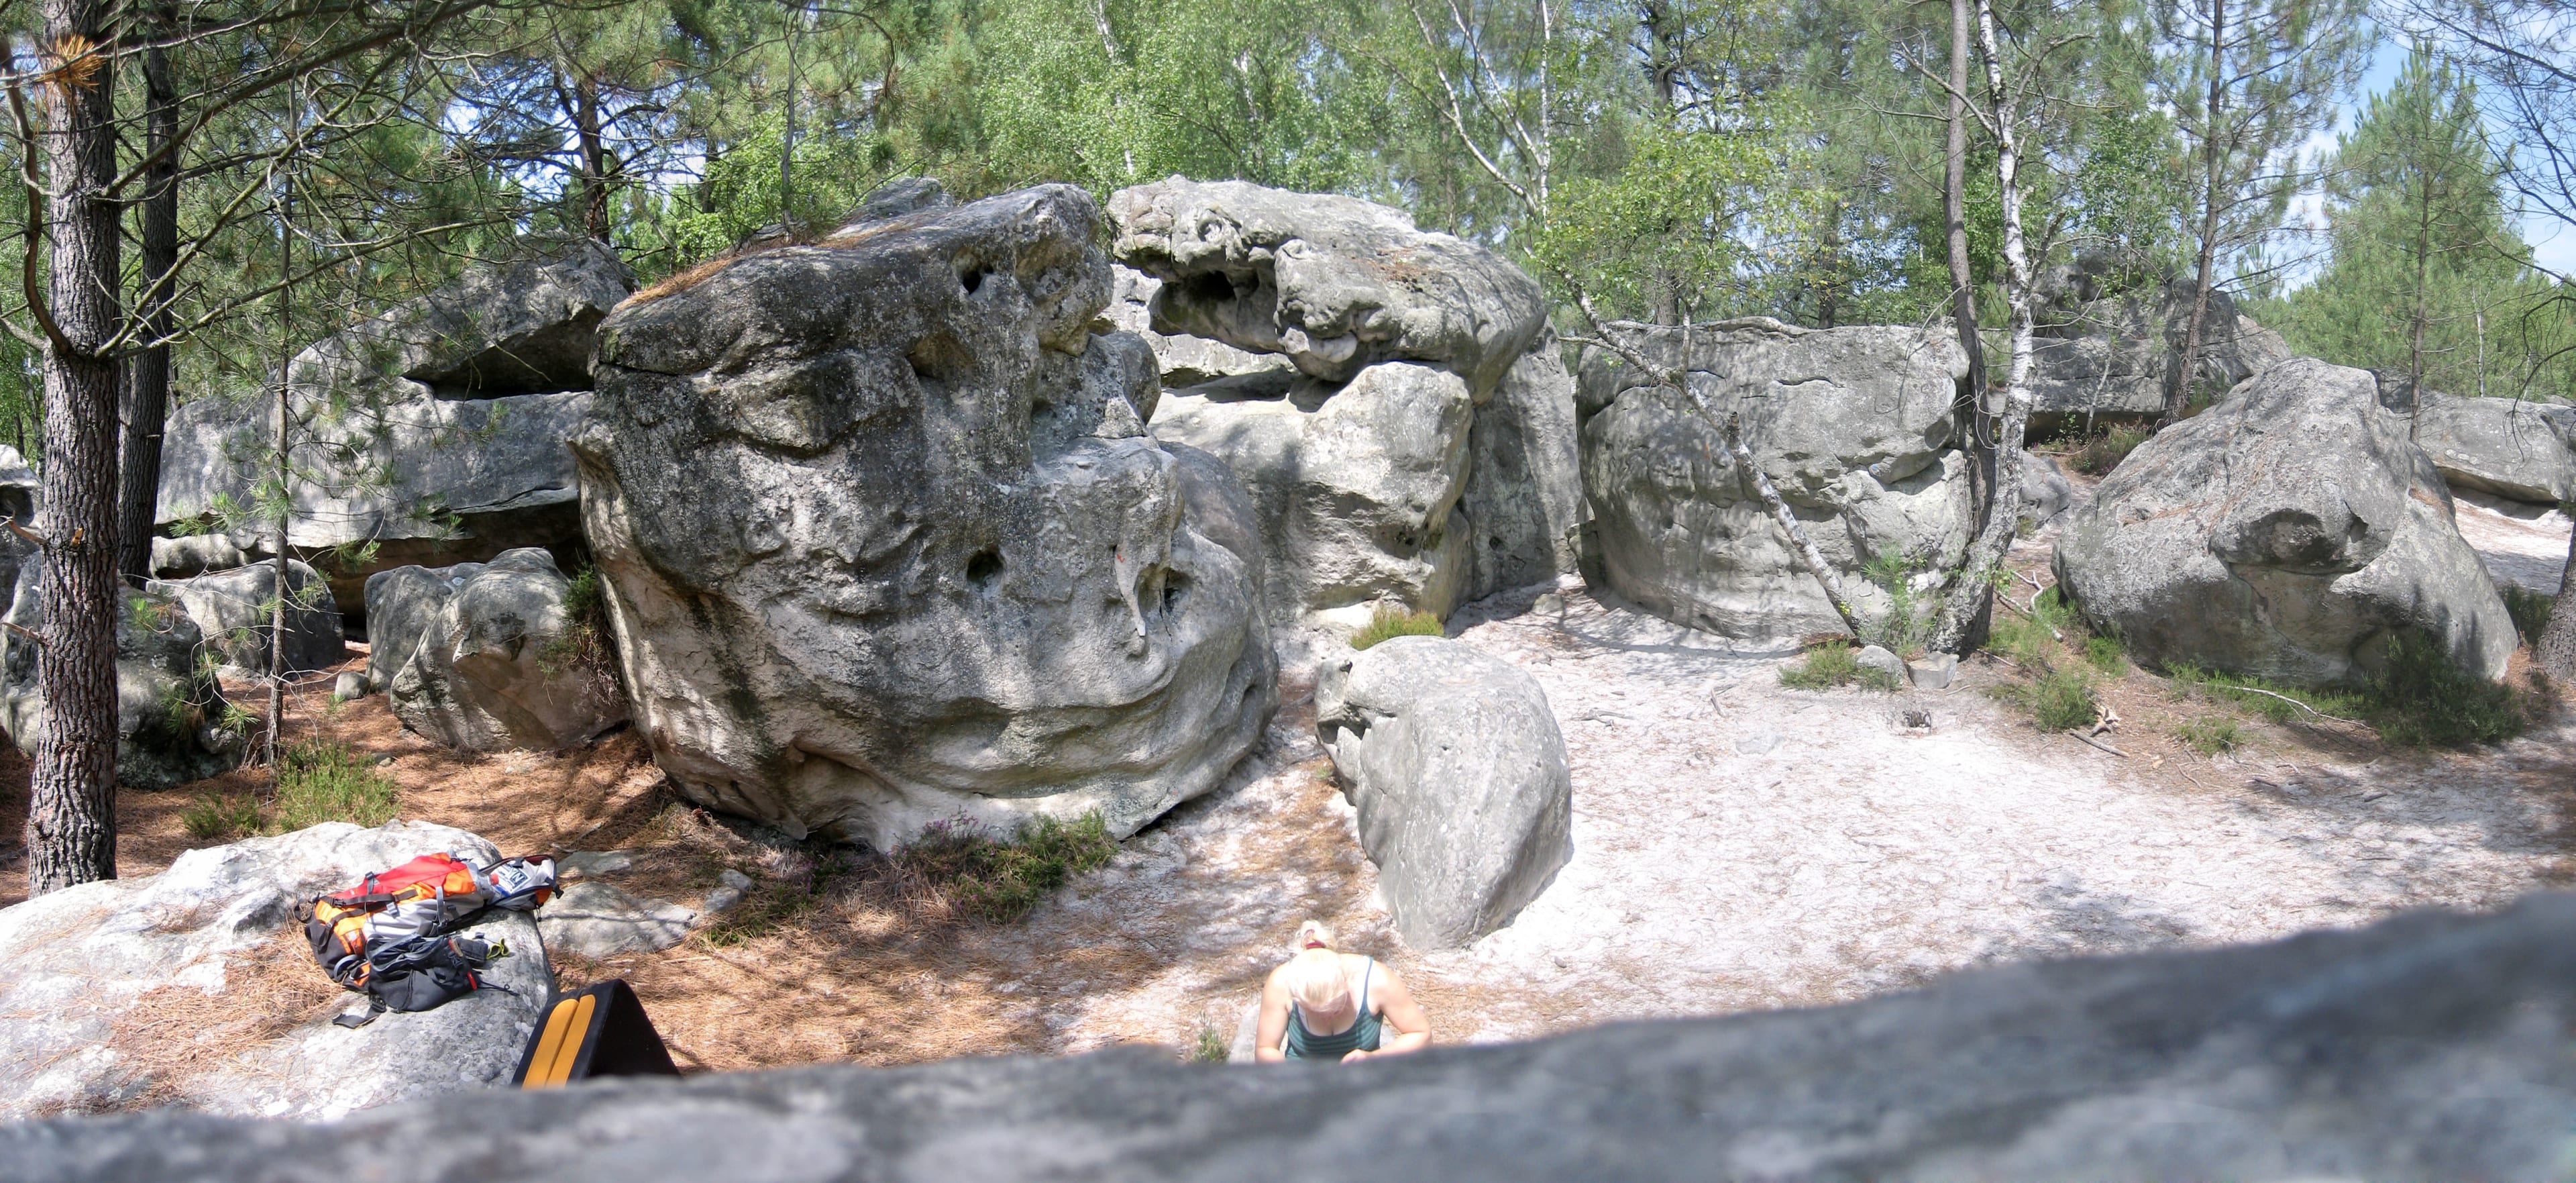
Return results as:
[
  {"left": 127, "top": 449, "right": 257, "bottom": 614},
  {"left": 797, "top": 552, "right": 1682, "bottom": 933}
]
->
[
  {"left": 1, "top": 515, "right": 45, "bottom": 546},
  {"left": 2223, "top": 684, "right": 2366, "bottom": 727},
  {"left": 2064, "top": 729, "right": 2128, "bottom": 758}
]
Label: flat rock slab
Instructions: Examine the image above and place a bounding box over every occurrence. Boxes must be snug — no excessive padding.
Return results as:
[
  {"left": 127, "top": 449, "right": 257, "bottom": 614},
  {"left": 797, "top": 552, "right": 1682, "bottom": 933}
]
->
[
  {"left": 10, "top": 894, "right": 2576, "bottom": 1180},
  {"left": 537, "top": 882, "right": 695, "bottom": 959}
]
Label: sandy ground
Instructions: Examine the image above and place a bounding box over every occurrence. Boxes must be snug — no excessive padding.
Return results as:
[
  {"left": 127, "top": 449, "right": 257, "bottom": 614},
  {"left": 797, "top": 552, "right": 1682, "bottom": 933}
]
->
[{"left": 1, "top": 471, "right": 2571, "bottom": 1071}]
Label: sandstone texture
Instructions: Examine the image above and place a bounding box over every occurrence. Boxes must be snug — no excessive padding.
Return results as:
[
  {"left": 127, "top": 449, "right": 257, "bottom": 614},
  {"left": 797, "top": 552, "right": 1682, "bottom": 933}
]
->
[
  {"left": 2055, "top": 358, "right": 2516, "bottom": 686},
  {"left": 365, "top": 548, "right": 627, "bottom": 753},
  {"left": 1108, "top": 180, "right": 1582, "bottom": 627},
  {"left": 2408, "top": 391, "right": 2576, "bottom": 505},
  {"left": 1316, "top": 635, "right": 1570, "bottom": 947},
  {"left": 0, "top": 821, "right": 549, "bottom": 1121},
  {"left": 536, "top": 881, "right": 695, "bottom": 959},
  {"left": 154, "top": 242, "right": 631, "bottom": 615},
  {"left": 2023, "top": 273, "right": 2292, "bottom": 431},
  {"left": 148, "top": 559, "right": 345, "bottom": 676},
  {"left": 1, "top": 556, "right": 237, "bottom": 788},
  {"left": 578, "top": 185, "right": 1274, "bottom": 850},
  {"left": 1576, "top": 317, "right": 1974, "bottom": 640},
  {"left": 11, "top": 894, "right": 2576, "bottom": 1180}
]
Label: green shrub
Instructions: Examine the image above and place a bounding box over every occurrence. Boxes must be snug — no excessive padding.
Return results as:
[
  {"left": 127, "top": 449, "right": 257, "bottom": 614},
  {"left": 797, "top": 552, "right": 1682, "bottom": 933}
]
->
[
  {"left": 1861, "top": 554, "right": 1931, "bottom": 658},
  {"left": 2174, "top": 715, "right": 2243, "bottom": 756},
  {"left": 1350, "top": 604, "right": 1443, "bottom": 650},
  {"left": 2082, "top": 634, "right": 2127, "bottom": 676},
  {"left": 1780, "top": 641, "right": 1860, "bottom": 689},
  {"left": 1191, "top": 1023, "right": 1231, "bottom": 1064},
  {"left": 180, "top": 792, "right": 262, "bottom": 841},
  {"left": 1986, "top": 611, "right": 2053, "bottom": 668},
  {"left": 2021, "top": 667, "right": 2098, "bottom": 731},
  {"left": 898, "top": 811, "right": 1118, "bottom": 923},
  {"left": 2503, "top": 584, "right": 2556, "bottom": 647},
  {"left": 2067, "top": 425, "right": 2151, "bottom": 476},
  {"left": 268, "top": 739, "right": 400, "bottom": 832},
  {"left": 2364, "top": 631, "right": 2528, "bottom": 748}
]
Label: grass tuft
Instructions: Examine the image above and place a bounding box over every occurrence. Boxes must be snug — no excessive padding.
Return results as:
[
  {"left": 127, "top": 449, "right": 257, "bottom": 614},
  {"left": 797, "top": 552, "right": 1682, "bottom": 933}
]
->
[
  {"left": 894, "top": 811, "right": 1118, "bottom": 923},
  {"left": 2174, "top": 715, "right": 2243, "bottom": 756},
  {"left": 180, "top": 792, "right": 262, "bottom": 841},
  {"left": 1350, "top": 604, "right": 1444, "bottom": 650},
  {"left": 2504, "top": 584, "right": 2556, "bottom": 647},
  {"left": 1191, "top": 1023, "right": 1232, "bottom": 1064},
  {"left": 2364, "top": 631, "right": 2532, "bottom": 748},
  {"left": 2082, "top": 634, "right": 2128, "bottom": 676},
  {"left": 1780, "top": 641, "right": 1860, "bottom": 690},
  {"left": 269, "top": 739, "right": 400, "bottom": 832},
  {"left": 2065, "top": 424, "right": 2152, "bottom": 476},
  {"left": 2020, "top": 666, "right": 2099, "bottom": 731}
]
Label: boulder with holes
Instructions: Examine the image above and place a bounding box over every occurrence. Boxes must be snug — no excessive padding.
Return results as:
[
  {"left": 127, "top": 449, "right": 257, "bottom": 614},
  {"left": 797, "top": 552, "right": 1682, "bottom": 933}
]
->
[
  {"left": 366, "top": 548, "right": 626, "bottom": 753},
  {"left": 1107, "top": 180, "right": 1584, "bottom": 634},
  {"left": 1576, "top": 318, "right": 1976, "bottom": 641},
  {"left": 153, "top": 242, "right": 631, "bottom": 618},
  {"left": 577, "top": 184, "right": 1274, "bottom": 850},
  {"left": 0, "top": 821, "right": 549, "bottom": 1120},
  {"left": 2054, "top": 358, "right": 2516, "bottom": 686}
]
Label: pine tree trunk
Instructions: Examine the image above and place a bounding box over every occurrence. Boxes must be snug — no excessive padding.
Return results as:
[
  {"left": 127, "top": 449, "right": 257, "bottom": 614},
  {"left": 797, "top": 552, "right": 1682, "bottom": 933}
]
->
[
  {"left": 1945, "top": 0, "right": 1988, "bottom": 521},
  {"left": 114, "top": 8, "right": 177, "bottom": 588},
  {"left": 25, "top": 0, "right": 125, "bottom": 893},
  {"left": 574, "top": 70, "right": 610, "bottom": 244},
  {"left": 2537, "top": 527, "right": 2576, "bottom": 683},
  {"left": 2168, "top": 0, "right": 2227, "bottom": 425}
]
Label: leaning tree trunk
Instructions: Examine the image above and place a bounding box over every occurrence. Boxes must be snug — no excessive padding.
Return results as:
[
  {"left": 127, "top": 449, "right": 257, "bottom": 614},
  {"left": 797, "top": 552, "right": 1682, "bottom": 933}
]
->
[
  {"left": 2167, "top": 0, "right": 2227, "bottom": 425},
  {"left": 2536, "top": 526, "right": 2576, "bottom": 683},
  {"left": 25, "top": 0, "right": 126, "bottom": 893},
  {"left": 1928, "top": 0, "right": 2037, "bottom": 655},
  {"left": 114, "top": 8, "right": 177, "bottom": 588}
]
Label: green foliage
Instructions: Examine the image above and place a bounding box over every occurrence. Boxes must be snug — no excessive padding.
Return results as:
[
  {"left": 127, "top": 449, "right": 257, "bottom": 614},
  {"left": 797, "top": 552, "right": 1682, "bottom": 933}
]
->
[
  {"left": 537, "top": 564, "right": 622, "bottom": 694},
  {"left": 2504, "top": 585, "right": 2556, "bottom": 646},
  {"left": 1861, "top": 553, "right": 1931, "bottom": 658},
  {"left": 2083, "top": 635, "right": 2128, "bottom": 676},
  {"left": 2364, "top": 632, "right": 2530, "bottom": 748},
  {"left": 2063, "top": 425, "right": 2151, "bottom": 476},
  {"left": 1191, "top": 1023, "right": 1232, "bottom": 1064},
  {"left": 2174, "top": 715, "right": 2245, "bottom": 756},
  {"left": 1350, "top": 605, "right": 1444, "bottom": 650},
  {"left": 180, "top": 792, "right": 263, "bottom": 841},
  {"left": 269, "top": 739, "right": 401, "bottom": 833},
  {"left": 896, "top": 812, "right": 1118, "bottom": 923},
  {"left": 697, "top": 878, "right": 820, "bottom": 947},
  {"left": 1780, "top": 641, "right": 1860, "bottom": 690},
  {"left": 2019, "top": 667, "right": 2100, "bottom": 732}
]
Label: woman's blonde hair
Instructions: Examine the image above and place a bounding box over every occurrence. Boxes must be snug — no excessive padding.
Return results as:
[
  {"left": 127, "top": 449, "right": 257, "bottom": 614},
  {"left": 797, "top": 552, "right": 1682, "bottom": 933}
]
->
[{"left": 1282, "top": 920, "right": 1348, "bottom": 1011}]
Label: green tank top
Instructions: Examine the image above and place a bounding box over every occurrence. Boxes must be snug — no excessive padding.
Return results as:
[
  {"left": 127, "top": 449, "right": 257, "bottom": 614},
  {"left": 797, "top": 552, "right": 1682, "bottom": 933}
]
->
[{"left": 1284, "top": 958, "right": 1381, "bottom": 1060}]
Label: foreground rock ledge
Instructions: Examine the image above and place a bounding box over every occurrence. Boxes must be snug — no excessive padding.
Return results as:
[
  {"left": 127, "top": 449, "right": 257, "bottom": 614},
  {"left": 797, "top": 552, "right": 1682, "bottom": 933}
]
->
[{"left": 14, "top": 895, "right": 2576, "bottom": 1180}]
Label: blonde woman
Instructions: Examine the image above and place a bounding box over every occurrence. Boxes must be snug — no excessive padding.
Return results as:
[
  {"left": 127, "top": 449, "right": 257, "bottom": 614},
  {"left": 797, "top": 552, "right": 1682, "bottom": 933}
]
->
[{"left": 1254, "top": 921, "right": 1431, "bottom": 1062}]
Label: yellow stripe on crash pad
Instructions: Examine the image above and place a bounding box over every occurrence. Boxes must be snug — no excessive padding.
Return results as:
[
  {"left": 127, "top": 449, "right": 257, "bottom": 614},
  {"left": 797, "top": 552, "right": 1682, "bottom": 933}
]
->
[
  {"left": 526, "top": 994, "right": 595, "bottom": 1088},
  {"left": 523, "top": 998, "right": 580, "bottom": 1088}
]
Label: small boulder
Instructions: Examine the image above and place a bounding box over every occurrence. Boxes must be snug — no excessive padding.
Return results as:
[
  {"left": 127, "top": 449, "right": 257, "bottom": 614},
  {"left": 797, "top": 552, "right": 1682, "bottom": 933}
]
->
[
  {"left": 1856, "top": 644, "right": 1907, "bottom": 683},
  {"left": 0, "top": 820, "right": 549, "bottom": 1119},
  {"left": 365, "top": 548, "right": 626, "bottom": 753},
  {"left": 1, "top": 557, "right": 237, "bottom": 788},
  {"left": 2054, "top": 358, "right": 2516, "bottom": 686},
  {"left": 1315, "top": 636, "right": 1571, "bottom": 947},
  {"left": 150, "top": 559, "right": 345, "bottom": 677},
  {"left": 331, "top": 670, "right": 370, "bottom": 703},
  {"left": 2021, "top": 453, "right": 2075, "bottom": 527},
  {"left": 2407, "top": 391, "right": 2576, "bottom": 505},
  {"left": 536, "top": 882, "right": 694, "bottom": 959},
  {"left": 1908, "top": 652, "right": 1960, "bottom": 690}
]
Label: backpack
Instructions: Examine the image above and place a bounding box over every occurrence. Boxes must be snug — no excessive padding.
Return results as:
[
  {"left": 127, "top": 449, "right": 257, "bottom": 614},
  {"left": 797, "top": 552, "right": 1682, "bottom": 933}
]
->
[{"left": 302, "top": 852, "right": 557, "bottom": 1027}]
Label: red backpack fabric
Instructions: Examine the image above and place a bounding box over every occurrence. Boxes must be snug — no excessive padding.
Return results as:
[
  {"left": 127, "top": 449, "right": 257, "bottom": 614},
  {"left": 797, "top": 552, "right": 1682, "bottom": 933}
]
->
[{"left": 301, "top": 852, "right": 556, "bottom": 1026}]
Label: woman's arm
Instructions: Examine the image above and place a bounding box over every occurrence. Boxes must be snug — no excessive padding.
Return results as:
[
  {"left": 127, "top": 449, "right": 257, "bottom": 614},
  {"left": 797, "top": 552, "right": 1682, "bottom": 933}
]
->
[
  {"left": 1253, "top": 973, "right": 1291, "bottom": 1063},
  {"left": 1355, "top": 968, "right": 1431, "bottom": 1058}
]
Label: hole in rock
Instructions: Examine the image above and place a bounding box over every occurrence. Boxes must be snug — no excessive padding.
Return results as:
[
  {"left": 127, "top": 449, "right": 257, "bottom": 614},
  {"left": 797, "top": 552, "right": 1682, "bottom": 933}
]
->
[
  {"left": 966, "top": 548, "right": 1004, "bottom": 588},
  {"left": 958, "top": 262, "right": 989, "bottom": 295},
  {"left": 908, "top": 333, "right": 972, "bottom": 386},
  {"left": 1160, "top": 572, "right": 1189, "bottom": 615},
  {"left": 1181, "top": 270, "right": 1238, "bottom": 305}
]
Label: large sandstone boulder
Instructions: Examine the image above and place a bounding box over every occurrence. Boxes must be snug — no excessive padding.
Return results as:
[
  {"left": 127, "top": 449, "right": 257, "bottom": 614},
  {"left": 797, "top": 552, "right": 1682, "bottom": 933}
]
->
[
  {"left": 0, "top": 821, "right": 549, "bottom": 1120},
  {"left": 1108, "top": 181, "right": 1584, "bottom": 627},
  {"left": 1576, "top": 318, "right": 1975, "bottom": 640},
  {"left": 2408, "top": 391, "right": 2576, "bottom": 505},
  {"left": 1, "top": 557, "right": 237, "bottom": 788},
  {"left": 2055, "top": 358, "right": 2516, "bottom": 686},
  {"left": 154, "top": 243, "right": 631, "bottom": 616},
  {"left": 578, "top": 185, "right": 1275, "bottom": 850},
  {"left": 366, "top": 548, "right": 627, "bottom": 753},
  {"left": 16, "top": 894, "right": 2576, "bottom": 1179},
  {"left": 1315, "top": 636, "right": 1570, "bottom": 947},
  {"left": 149, "top": 559, "right": 345, "bottom": 677},
  {"left": 2023, "top": 278, "right": 2292, "bottom": 432}
]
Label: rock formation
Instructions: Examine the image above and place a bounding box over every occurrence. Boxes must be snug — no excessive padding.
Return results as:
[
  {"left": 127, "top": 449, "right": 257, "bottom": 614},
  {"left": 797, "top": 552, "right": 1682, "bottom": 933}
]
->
[
  {"left": 2055, "top": 358, "right": 2516, "bottom": 685},
  {"left": 13, "top": 894, "right": 2576, "bottom": 1179},
  {"left": 1, "top": 555, "right": 237, "bottom": 788},
  {"left": 578, "top": 185, "right": 1274, "bottom": 850},
  {"left": 365, "top": 548, "right": 627, "bottom": 753},
  {"left": 149, "top": 559, "right": 345, "bottom": 677},
  {"left": 2023, "top": 272, "right": 2292, "bottom": 434},
  {"left": 2404, "top": 389, "right": 2576, "bottom": 506},
  {"left": 0, "top": 821, "right": 549, "bottom": 1120},
  {"left": 1576, "top": 318, "right": 1974, "bottom": 640},
  {"left": 1316, "top": 636, "right": 1571, "bottom": 947},
  {"left": 154, "top": 242, "right": 632, "bottom": 617},
  {"left": 1108, "top": 179, "right": 1585, "bottom": 629}
]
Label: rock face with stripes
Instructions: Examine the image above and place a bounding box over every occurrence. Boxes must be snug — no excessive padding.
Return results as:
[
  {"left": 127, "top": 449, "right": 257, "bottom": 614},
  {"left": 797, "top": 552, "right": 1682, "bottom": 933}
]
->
[
  {"left": 578, "top": 185, "right": 1275, "bottom": 850},
  {"left": 1108, "top": 180, "right": 1585, "bottom": 635}
]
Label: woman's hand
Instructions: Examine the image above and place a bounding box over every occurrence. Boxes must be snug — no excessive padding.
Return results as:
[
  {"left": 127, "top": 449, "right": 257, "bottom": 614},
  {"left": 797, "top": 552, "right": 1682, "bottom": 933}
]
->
[{"left": 1340, "top": 1048, "right": 1373, "bottom": 1064}]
